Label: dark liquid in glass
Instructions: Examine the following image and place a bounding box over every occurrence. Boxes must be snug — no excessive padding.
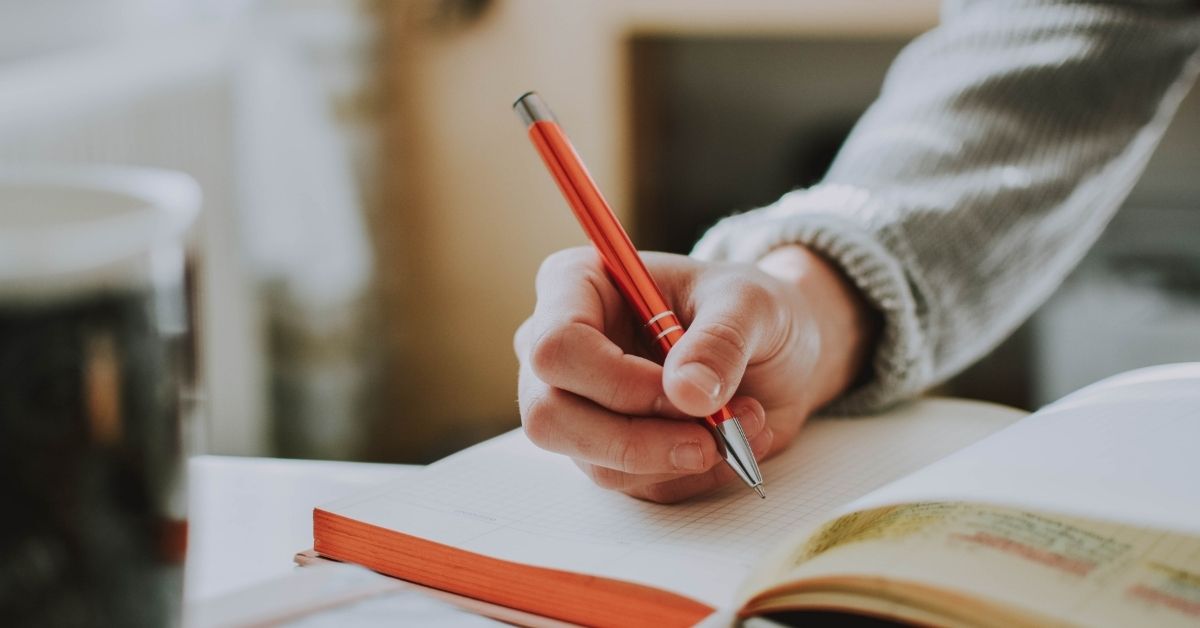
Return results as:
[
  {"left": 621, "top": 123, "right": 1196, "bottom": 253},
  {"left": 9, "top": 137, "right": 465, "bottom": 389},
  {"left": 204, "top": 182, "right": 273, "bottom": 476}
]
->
[{"left": 0, "top": 288, "right": 187, "bottom": 627}]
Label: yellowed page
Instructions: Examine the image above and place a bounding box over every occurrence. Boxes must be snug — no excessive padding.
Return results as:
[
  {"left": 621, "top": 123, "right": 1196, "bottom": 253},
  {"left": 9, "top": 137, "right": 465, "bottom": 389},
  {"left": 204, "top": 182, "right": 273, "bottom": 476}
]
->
[{"left": 747, "top": 503, "right": 1200, "bottom": 628}]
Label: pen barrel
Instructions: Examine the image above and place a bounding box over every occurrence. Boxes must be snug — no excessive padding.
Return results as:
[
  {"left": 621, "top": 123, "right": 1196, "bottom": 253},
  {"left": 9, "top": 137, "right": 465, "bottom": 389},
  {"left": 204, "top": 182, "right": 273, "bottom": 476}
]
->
[
  {"left": 643, "top": 310, "right": 684, "bottom": 356},
  {"left": 525, "top": 119, "right": 672, "bottom": 328},
  {"left": 704, "top": 406, "right": 736, "bottom": 429},
  {"left": 520, "top": 98, "right": 734, "bottom": 428},
  {"left": 645, "top": 312, "right": 732, "bottom": 428}
]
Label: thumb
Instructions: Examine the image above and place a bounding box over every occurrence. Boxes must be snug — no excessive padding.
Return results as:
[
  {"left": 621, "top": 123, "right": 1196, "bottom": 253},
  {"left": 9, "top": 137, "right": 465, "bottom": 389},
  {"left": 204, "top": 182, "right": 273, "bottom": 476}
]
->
[{"left": 661, "top": 284, "right": 773, "bottom": 417}]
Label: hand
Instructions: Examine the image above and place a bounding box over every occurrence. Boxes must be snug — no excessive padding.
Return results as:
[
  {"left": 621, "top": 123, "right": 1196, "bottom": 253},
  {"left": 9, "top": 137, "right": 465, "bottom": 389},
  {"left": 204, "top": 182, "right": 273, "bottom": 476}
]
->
[{"left": 514, "top": 245, "right": 877, "bottom": 503}]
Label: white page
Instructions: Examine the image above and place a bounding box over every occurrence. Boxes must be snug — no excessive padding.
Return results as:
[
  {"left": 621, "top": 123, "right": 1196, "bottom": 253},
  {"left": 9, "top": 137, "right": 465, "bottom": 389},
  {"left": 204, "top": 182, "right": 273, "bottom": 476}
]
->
[
  {"left": 845, "top": 363, "right": 1200, "bottom": 536},
  {"left": 319, "top": 398, "right": 1020, "bottom": 608}
]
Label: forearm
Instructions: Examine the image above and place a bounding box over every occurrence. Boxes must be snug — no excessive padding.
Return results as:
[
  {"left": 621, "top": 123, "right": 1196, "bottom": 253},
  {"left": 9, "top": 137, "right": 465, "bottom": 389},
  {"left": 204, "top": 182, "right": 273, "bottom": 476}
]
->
[{"left": 695, "top": 0, "right": 1200, "bottom": 411}]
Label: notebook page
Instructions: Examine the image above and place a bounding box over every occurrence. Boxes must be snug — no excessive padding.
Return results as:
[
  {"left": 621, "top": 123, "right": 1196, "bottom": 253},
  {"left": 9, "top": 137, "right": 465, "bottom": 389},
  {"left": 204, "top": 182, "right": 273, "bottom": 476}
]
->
[
  {"left": 846, "top": 363, "right": 1200, "bottom": 536},
  {"left": 320, "top": 398, "right": 1020, "bottom": 608}
]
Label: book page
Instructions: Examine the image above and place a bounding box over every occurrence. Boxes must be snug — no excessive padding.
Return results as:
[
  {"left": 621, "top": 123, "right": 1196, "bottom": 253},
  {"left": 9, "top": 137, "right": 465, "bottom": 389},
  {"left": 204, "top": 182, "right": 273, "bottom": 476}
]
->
[
  {"left": 751, "top": 502, "right": 1200, "bottom": 628},
  {"left": 839, "top": 363, "right": 1200, "bottom": 536},
  {"left": 318, "top": 399, "right": 1021, "bottom": 608}
]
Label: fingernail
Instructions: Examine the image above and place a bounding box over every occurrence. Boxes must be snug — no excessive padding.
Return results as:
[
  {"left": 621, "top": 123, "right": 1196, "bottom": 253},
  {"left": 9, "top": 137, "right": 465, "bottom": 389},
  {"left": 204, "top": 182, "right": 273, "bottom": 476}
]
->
[
  {"left": 671, "top": 441, "right": 706, "bottom": 471},
  {"left": 677, "top": 362, "right": 722, "bottom": 402}
]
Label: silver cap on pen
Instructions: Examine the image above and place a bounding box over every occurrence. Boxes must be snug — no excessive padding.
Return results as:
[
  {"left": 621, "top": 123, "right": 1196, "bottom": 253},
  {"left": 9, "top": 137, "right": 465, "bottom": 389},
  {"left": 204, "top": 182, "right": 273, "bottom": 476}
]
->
[{"left": 513, "top": 91, "right": 556, "bottom": 127}]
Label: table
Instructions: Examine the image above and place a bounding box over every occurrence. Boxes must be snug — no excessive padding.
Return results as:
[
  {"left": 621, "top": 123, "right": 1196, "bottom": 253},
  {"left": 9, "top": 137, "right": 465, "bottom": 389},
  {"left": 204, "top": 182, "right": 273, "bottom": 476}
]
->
[
  {"left": 183, "top": 456, "right": 513, "bottom": 626},
  {"left": 184, "top": 455, "right": 413, "bottom": 602},
  {"left": 180, "top": 456, "right": 742, "bottom": 627}
]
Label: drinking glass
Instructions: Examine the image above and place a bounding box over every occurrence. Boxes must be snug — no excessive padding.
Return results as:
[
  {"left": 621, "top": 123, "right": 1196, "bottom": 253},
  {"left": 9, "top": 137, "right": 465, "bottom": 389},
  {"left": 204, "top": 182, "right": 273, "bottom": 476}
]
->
[{"left": 0, "top": 166, "right": 200, "bottom": 628}]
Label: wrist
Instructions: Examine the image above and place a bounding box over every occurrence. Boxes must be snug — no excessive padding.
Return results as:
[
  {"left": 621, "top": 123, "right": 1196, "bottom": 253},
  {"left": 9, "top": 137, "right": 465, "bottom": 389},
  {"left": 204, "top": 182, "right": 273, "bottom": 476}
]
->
[{"left": 756, "top": 244, "right": 880, "bottom": 410}]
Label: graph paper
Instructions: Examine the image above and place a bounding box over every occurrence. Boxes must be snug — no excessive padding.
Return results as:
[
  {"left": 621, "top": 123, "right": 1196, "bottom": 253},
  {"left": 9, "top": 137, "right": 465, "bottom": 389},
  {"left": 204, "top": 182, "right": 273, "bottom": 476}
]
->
[{"left": 322, "top": 398, "right": 1021, "bottom": 607}]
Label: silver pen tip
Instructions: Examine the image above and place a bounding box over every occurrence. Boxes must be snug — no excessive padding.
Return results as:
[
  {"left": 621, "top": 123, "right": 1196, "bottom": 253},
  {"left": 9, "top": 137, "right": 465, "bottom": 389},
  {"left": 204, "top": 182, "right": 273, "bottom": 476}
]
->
[{"left": 754, "top": 485, "right": 766, "bottom": 499}]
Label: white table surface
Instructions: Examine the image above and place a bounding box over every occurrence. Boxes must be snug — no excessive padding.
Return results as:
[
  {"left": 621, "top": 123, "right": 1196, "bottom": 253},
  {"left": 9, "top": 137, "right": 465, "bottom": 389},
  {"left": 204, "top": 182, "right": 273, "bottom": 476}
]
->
[
  {"left": 184, "top": 455, "right": 416, "bottom": 602},
  {"left": 180, "top": 455, "right": 730, "bottom": 627}
]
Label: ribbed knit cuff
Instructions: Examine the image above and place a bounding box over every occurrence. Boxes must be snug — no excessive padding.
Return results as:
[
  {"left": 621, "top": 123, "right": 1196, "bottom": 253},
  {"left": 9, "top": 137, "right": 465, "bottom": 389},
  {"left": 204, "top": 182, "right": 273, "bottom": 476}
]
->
[{"left": 691, "top": 184, "right": 930, "bottom": 414}]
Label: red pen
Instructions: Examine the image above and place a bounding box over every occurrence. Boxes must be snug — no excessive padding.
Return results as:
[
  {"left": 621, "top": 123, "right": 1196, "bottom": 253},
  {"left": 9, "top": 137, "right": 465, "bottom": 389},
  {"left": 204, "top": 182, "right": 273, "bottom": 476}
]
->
[{"left": 514, "top": 91, "right": 765, "bottom": 498}]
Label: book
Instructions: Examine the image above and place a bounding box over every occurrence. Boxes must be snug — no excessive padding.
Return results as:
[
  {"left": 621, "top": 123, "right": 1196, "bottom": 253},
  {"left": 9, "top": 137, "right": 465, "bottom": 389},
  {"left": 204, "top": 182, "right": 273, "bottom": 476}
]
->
[{"left": 312, "top": 363, "right": 1200, "bottom": 627}]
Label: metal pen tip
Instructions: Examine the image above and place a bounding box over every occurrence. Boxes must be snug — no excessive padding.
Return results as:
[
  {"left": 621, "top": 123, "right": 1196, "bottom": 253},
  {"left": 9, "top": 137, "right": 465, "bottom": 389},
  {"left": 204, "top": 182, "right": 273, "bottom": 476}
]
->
[
  {"left": 754, "top": 485, "right": 766, "bottom": 499},
  {"left": 713, "top": 418, "right": 765, "bottom": 492}
]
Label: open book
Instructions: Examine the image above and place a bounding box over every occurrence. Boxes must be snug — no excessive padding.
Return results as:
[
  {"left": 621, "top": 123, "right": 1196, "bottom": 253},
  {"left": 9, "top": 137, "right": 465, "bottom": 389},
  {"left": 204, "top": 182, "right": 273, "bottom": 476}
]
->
[{"left": 312, "top": 364, "right": 1200, "bottom": 627}]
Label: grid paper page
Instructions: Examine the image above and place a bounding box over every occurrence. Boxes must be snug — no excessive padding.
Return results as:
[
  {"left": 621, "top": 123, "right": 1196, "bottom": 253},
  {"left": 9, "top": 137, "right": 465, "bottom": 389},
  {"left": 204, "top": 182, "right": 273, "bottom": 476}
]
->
[{"left": 323, "top": 398, "right": 1021, "bottom": 607}]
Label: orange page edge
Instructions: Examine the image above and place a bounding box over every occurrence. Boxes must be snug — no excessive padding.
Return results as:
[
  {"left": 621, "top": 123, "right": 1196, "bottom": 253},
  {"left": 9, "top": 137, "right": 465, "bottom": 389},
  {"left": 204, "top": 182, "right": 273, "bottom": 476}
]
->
[{"left": 312, "top": 508, "right": 715, "bottom": 628}]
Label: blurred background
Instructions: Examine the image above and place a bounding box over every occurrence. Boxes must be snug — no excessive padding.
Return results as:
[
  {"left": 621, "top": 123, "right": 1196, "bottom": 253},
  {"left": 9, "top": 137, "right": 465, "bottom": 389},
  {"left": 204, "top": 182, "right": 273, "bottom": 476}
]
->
[{"left": 3, "top": 0, "right": 1196, "bottom": 464}]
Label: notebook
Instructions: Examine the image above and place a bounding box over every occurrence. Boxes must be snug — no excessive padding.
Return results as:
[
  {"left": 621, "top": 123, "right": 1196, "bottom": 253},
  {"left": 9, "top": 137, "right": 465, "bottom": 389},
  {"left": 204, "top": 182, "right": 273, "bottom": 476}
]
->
[{"left": 312, "top": 363, "right": 1200, "bottom": 627}]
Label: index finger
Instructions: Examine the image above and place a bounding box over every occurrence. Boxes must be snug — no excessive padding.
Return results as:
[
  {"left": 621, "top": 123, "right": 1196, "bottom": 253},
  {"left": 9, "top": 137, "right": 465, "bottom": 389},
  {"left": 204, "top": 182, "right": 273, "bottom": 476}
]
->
[
  {"left": 521, "top": 250, "right": 687, "bottom": 417},
  {"left": 514, "top": 248, "right": 612, "bottom": 359},
  {"left": 531, "top": 247, "right": 626, "bottom": 334}
]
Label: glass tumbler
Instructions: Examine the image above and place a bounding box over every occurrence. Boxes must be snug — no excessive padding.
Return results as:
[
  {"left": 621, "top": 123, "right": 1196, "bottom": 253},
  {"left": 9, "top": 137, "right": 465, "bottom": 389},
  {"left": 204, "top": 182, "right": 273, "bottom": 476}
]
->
[{"left": 0, "top": 166, "right": 200, "bottom": 628}]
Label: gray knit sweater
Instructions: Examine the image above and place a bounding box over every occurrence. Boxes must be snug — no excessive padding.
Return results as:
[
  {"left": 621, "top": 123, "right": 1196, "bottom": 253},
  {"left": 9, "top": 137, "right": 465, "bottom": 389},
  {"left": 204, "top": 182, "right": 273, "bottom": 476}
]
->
[{"left": 692, "top": 0, "right": 1200, "bottom": 412}]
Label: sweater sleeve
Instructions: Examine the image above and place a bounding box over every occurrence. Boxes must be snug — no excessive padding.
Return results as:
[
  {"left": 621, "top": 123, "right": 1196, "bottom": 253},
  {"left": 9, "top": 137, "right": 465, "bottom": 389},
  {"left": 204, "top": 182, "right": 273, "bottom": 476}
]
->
[{"left": 692, "top": 0, "right": 1200, "bottom": 413}]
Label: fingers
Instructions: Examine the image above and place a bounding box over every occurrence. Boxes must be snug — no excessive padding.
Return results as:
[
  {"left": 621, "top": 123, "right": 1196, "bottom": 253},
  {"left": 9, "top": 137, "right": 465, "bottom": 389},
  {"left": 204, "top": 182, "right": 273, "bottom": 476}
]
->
[
  {"left": 519, "top": 248, "right": 686, "bottom": 418},
  {"left": 527, "top": 321, "right": 689, "bottom": 418},
  {"left": 578, "top": 460, "right": 733, "bottom": 499},
  {"left": 519, "top": 378, "right": 770, "bottom": 497},
  {"left": 516, "top": 248, "right": 797, "bottom": 503},
  {"left": 521, "top": 364, "right": 721, "bottom": 475},
  {"left": 600, "top": 417, "right": 777, "bottom": 506},
  {"left": 530, "top": 247, "right": 620, "bottom": 333},
  {"left": 662, "top": 280, "right": 784, "bottom": 417}
]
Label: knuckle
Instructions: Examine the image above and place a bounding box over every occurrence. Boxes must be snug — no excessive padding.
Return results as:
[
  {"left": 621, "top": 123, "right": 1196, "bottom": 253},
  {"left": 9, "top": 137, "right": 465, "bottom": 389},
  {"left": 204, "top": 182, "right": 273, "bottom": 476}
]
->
[
  {"left": 585, "top": 465, "right": 630, "bottom": 491},
  {"left": 521, "top": 390, "right": 558, "bottom": 448},
  {"left": 637, "top": 482, "right": 685, "bottom": 505},
  {"left": 691, "top": 319, "right": 749, "bottom": 366},
  {"left": 600, "top": 368, "right": 641, "bottom": 413},
  {"left": 599, "top": 377, "right": 625, "bottom": 412},
  {"left": 528, "top": 324, "right": 571, "bottom": 378},
  {"left": 605, "top": 431, "right": 644, "bottom": 474},
  {"left": 537, "top": 247, "right": 593, "bottom": 284},
  {"left": 733, "top": 279, "right": 772, "bottom": 306}
]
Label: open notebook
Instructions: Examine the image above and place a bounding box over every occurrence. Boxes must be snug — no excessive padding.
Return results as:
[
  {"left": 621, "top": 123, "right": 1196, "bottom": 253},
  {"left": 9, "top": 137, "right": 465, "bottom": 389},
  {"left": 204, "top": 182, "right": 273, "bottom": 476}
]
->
[{"left": 313, "top": 364, "right": 1200, "bottom": 627}]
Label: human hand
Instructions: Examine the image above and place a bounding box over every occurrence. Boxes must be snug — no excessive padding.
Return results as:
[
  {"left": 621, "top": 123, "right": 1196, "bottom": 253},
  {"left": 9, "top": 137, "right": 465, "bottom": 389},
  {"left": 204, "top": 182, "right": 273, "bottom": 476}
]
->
[{"left": 514, "top": 245, "right": 877, "bottom": 503}]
